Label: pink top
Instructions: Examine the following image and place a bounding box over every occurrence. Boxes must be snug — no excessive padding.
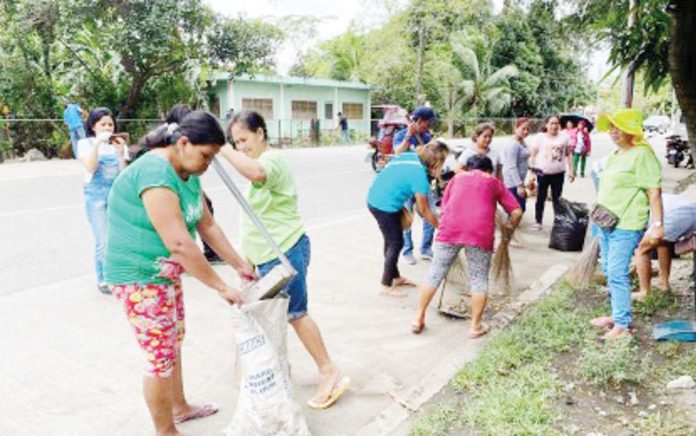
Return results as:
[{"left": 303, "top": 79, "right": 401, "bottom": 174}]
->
[{"left": 436, "top": 170, "right": 521, "bottom": 251}]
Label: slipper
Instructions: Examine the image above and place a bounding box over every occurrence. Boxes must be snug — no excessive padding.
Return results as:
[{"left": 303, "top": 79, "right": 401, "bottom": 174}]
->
[
  {"left": 411, "top": 321, "right": 425, "bottom": 334},
  {"left": 590, "top": 316, "right": 614, "bottom": 329},
  {"left": 173, "top": 403, "right": 219, "bottom": 424},
  {"left": 307, "top": 376, "right": 350, "bottom": 409},
  {"left": 393, "top": 277, "right": 416, "bottom": 287},
  {"left": 468, "top": 323, "right": 489, "bottom": 339},
  {"left": 380, "top": 286, "right": 408, "bottom": 298}
]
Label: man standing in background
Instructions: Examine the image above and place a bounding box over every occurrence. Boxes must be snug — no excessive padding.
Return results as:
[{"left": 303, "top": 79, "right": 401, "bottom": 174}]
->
[
  {"left": 338, "top": 112, "right": 351, "bottom": 144},
  {"left": 63, "top": 102, "right": 87, "bottom": 158}
]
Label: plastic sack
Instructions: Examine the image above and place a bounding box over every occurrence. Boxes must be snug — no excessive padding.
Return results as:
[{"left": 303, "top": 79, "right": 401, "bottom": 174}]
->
[
  {"left": 224, "top": 297, "right": 310, "bottom": 436},
  {"left": 549, "top": 199, "right": 589, "bottom": 252}
]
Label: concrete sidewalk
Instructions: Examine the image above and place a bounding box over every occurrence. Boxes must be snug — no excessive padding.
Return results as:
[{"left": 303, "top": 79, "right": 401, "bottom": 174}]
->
[{"left": 1, "top": 153, "right": 691, "bottom": 436}]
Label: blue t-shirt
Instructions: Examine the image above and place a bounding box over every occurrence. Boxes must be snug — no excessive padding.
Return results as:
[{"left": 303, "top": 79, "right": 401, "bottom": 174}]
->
[
  {"left": 392, "top": 127, "right": 432, "bottom": 152},
  {"left": 63, "top": 104, "right": 83, "bottom": 130},
  {"left": 367, "top": 152, "right": 430, "bottom": 213}
]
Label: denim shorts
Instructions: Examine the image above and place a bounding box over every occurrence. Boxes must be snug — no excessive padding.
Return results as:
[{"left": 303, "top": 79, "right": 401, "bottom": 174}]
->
[{"left": 256, "top": 234, "right": 310, "bottom": 320}]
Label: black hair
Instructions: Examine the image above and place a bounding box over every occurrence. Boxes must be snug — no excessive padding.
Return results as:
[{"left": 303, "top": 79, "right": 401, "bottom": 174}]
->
[
  {"left": 166, "top": 104, "right": 192, "bottom": 124},
  {"left": 85, "top": 107, "right": 116, "bottom": 137},
  {"left": 466, "top": 155, "right": 493, "bottom": 173},
  {"left": 542, "top": 114, "right": 560, "bottom": 133},
  {"left": 142, "top": 110, "right": 226, "bottom": 149},
  {"left": 230, "top": 110, "right": 269, "bottom": 141}
]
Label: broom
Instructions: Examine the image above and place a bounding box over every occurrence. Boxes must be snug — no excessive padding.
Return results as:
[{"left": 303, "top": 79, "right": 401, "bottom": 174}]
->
[
  {"left": 491, "top": 213, "right": 516, "bottom": 296},
  {"left": 565, "top": 236, "right": 601, "bottom": 290}
]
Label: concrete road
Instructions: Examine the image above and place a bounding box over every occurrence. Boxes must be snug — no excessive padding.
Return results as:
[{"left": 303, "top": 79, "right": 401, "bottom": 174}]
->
[{"left": 0, "top": 133, "right": 674, "bottom": 435}]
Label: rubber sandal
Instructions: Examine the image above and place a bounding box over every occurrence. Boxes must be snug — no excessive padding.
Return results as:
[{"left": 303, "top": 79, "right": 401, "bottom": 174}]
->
[
  {"left": 468, "top": 323, "right": 489, "bottom": 339},
  {"left": 307, "top": 376, "right": 350, "bottom": 409},
  {"left": 393, "top": 277, "right": 416, "bottom": 287},
  {"left": 380, "top": 287, "right": 408, "bottom": 298},
  {"left": 173, "top": 403, "right": 219, "bottom": 424}
]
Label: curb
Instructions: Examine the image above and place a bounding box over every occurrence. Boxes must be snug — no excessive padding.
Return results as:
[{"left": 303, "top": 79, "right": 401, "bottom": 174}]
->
[{"left": 355, "top": 263, "right": 570, "bottom": 436}]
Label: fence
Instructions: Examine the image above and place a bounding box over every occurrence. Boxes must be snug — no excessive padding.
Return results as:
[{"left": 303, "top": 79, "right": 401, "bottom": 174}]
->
[{"left": 0, "top": 116, "right": 551, "bottom": 161}]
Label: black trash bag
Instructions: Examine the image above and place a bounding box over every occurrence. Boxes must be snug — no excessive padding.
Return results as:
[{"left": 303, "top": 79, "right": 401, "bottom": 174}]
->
[{"left": 549, "top": 199, "right": 589, "bottom": 252}]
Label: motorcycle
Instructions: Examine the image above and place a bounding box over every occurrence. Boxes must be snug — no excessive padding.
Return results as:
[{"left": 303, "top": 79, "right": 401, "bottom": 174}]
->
[
  {"left": 666, "top": 134, "right": 693, "bottom": 168},
  {"left": 366, "top": 107, "right": 409, "bottom": 172}
]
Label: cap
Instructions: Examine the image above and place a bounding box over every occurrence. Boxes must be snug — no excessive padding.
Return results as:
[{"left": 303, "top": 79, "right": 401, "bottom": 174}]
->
[
  {"left": 411, "top": 106, "right": 436, "bottom": 124},
  {"left": 596, "top": 109, "right": 645, "bottom": 137}
]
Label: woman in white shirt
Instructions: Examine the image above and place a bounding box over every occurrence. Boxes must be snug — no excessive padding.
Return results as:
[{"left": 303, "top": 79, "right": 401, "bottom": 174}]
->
[{"left": 77, "top": 107, "right": 128, "bottom": 294}]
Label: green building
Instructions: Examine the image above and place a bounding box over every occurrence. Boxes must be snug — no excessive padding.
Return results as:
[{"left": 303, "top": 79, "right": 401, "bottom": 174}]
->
[{"left": 211, "top": 73, "right": 371, "bottom": 145}]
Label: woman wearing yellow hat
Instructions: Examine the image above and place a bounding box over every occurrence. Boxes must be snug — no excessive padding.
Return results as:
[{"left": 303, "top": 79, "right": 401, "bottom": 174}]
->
[{"left": 590, "top": 108, "right": 664, "bottom": 340}]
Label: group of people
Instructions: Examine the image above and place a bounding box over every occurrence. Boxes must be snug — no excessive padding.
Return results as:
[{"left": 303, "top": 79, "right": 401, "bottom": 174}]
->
[
  {"left": 69, "top": 100, "right": 693, "bottom": 433},
  {"left": 72, "top": 106, "right": 348, "bottom": 435}
]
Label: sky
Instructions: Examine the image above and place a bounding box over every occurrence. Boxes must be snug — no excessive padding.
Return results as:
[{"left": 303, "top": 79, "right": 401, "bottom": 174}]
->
[{"left": 204, "top": 0, "right": 609, "bottom": 81}]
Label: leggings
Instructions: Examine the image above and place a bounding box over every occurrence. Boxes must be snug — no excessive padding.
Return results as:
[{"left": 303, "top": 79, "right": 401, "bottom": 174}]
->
[
  {"left": 369, "top": 205, "right": 404, "bottom": 286},
  {"left": 573, "top": 153, "right": 587, "bottom": 176},
  {"left": 535, "top": 172, "right": 565, "bottom": 225}
]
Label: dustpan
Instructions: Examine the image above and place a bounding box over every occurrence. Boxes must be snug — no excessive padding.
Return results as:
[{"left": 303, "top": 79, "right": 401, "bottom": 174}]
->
[
  {"left": 652, "top": 248, "right": 696, "bottom": 342},
  {"left": 212, "top": 158, "right": 297, "bottom": 302}
]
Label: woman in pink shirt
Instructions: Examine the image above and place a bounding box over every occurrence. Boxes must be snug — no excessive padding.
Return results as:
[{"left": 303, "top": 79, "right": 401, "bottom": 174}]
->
[{"left": 412, "top": 155, "right": 522, "bottom": 337}]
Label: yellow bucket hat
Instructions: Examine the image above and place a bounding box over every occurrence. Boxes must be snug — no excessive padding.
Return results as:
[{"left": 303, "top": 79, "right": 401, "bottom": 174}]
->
[{"left": 596, "top": 108, "right": 645, "bottom": 137}]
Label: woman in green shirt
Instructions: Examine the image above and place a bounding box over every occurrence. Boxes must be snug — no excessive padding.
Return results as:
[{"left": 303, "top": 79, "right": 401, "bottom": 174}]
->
[
  {"left": 105, "top": 111, "right": 256, "bottom": 434},
  {"left": 222, "top": 110, "right": 349, "bottom": 410},
  {"left": 590, "top": 109, "right": 664, "bottom": 340}
]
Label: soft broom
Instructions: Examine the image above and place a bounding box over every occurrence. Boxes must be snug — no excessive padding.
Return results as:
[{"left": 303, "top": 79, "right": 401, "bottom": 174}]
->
[
  {"left": 565, "top": 236, "right": 601, "bottom": 290},
  {"left": 491, "top": 214, "right": 516, "bottom": 296}
]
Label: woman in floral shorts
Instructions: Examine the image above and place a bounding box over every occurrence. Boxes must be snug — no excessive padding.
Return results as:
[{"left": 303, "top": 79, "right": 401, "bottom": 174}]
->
[
  {"left": 412, "top": 154, "right": 522, "bottom": 338},
  {"left": 105, "top": 111, "right": 256, "bottom": 434}
]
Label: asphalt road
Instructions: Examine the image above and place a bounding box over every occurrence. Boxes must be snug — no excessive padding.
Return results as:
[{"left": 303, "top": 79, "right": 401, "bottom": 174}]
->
[{"left": 0, "top": 133, "right": 667, "bottom": 296}]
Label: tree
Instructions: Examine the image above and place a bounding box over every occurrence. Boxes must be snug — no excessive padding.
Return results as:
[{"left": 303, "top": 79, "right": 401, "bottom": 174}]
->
[{"left": 571, "top": 0, "right": 696, "bottom": 154}]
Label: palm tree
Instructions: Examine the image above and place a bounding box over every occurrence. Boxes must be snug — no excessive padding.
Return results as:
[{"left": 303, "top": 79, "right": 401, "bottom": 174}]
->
[{"left": 451, "top": 31, "right": 518, "bottom": 118}]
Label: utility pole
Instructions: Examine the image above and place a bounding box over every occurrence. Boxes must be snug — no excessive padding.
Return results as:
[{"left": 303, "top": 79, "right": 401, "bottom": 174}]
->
[{"left": 621, "top": 0, "right": 639, "bottom": 107}]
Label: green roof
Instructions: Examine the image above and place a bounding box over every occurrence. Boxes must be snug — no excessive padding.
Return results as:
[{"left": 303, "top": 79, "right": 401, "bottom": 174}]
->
[{"left": 213, "top": 73, "right": 371, "bottom": 90}]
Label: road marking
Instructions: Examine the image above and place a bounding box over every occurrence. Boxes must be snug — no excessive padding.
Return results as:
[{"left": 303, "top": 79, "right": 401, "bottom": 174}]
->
[{"left": 0, "top": 204, "right": 82, "bottom": 219}]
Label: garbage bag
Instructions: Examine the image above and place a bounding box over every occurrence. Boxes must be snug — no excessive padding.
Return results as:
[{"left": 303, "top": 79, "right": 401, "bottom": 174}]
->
[
  {"left": 549, "top": 199, "right": 589, "bottom": 252},
  {"left": 225, "top": 297, "right": 310, "bottom": 436}
]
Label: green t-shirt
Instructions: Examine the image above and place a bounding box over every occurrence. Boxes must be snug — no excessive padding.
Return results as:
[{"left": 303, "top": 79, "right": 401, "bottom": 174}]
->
[
  {"left": 242, "top": 150, "right": 304, "bottom": 265},
  {"left": 105, "top": 152, "right": 203, "bottom": 285},
  {"left": 597, "top": 144, "right": 661, "bottom": 231}
]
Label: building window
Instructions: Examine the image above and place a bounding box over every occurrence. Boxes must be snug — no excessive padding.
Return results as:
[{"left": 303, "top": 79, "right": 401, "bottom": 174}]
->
[
  {"left": 342, "top": 102, "right": 364, "bottom": 120},
  {"left": 324, "top": 103, "right": 333, "bottom": 120},
  {"left": 292, "top": 100, "right": 317, "bottom": 120},
  {"left": 241, "top": 98, "right": 274, "bottom": 120}
]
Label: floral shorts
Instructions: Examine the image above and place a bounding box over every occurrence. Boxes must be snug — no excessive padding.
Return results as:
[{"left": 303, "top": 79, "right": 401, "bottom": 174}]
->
[
  {"left": 112, "top": 279, "right": 185, "bottom": 378},
  {"left": 424, "top": 242, "right": 492, "bottom": 293}
]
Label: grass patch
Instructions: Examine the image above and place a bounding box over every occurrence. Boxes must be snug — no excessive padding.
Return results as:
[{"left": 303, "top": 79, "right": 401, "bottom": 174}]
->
[
  {"left": 410, "top": 403, "right": 462, "bottom": 436},
  {"left": 577, "top": 335, "right": 653, "bottom": 386},
  {"left": 633, "top": 290, "right": 679, "bottom": 317},
  {"left": 630, "top": 411, "right": 694, "bottom": 435}
]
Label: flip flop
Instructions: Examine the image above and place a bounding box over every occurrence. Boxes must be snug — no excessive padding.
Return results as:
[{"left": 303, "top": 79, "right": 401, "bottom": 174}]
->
[
  {"left": 590, "top": 316, "right": 614, "bottom": 329},
  {"left": 411, "top": 321, "right": 425, "bottom": 334},
  {"left": 380, "top": 286, "right": 408, "bottom": 298},
  {"left": 393, "top": 277, "right": 416, "bottom": 287},
  {"left": 173, "top": 403, "right": 219, "bottom": 424},
  {"left": 469, "top": 323, "right": 489, "bottom": 339},
  {"left": 307, "top": 376, "right": 350, "bottom": 409}
]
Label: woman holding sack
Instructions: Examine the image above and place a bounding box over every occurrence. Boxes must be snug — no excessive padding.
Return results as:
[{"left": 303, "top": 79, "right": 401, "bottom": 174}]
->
[
  {"left": 105, "top": 111, "right": 257, "bottom": 435},
  {"left": 222, "top": 110, "right": 349, "bottom": 410},
  {"left": 590, "top": 108, "right": 663, "bottom": 340},
  {"left": 366, "top": 141, "right": 448, "bottom": 297},
  {"left": 77, "top": 107, "right": 128, "bottom": 294},
  {"left": 411, "top": 155, "right": 522, "bottom": 337}
]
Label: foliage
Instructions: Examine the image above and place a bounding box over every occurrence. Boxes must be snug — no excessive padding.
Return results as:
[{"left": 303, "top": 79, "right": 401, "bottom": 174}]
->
[
  {"left": 0, "top": 0, "right": 282, "bottom": 156},
  {"left": 577, "top": 335, "right": 653, "bottom": 386}
]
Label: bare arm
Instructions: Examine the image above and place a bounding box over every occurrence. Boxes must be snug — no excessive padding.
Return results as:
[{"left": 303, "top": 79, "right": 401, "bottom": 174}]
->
[
  {"left": 196, "top": 199, "right": 257, "bottom": 281},
  {"left": 645, "top": 188, "right": 664, "bottom": 244},
  {"left": 415, "top": 193, "right": 438, "bottom": 227},
  {"left": 79, "top": 140, "right": 101, "bottom": 173},
  {"left": 566, "top": 150, "right": 575, "bottom": 181},
  {"left": 142, "top": 187, "right": 243, "bottom": 304},
  {"left": 220, "top": 144, "right": 267, "bottom": 183}
]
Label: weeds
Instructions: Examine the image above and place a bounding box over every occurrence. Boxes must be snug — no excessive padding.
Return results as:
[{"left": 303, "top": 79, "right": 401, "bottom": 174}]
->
[
  {"left": 634, "top": 290, "right": 679, "bottom": 317},
  {"left": 577, "top": 335, "right": 653, "bottom": 386},
  {"left": 630, "top": 410, "right": 693, "bottom": 435}
]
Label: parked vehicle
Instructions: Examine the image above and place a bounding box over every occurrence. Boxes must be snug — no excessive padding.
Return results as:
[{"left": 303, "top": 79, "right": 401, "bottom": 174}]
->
[
  {"left": 644, "top": 115, "right": 671, "bottom": 134},
  {"left": 366, "top": 106, "right": 409, "bottom": 172},
  {"left": 666, "top": 134, "right": 693, "bottom": 168}
]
